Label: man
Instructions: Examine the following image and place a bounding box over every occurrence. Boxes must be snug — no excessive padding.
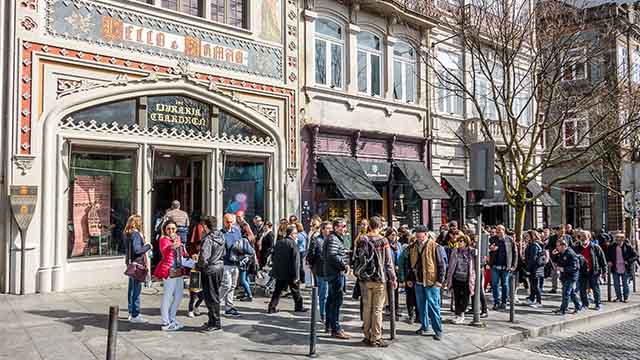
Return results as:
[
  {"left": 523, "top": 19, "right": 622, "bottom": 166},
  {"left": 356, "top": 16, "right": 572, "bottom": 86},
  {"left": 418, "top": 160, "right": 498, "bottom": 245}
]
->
[
  {"left": 220, "top": 213, "right": 254, "bottom": 317},
  {"left": 289, "top": 214, "right": 298, "bottom": 225},
  {"left": 410, "top": 226, "right": 446, "bottom": 341},
  {"left": 488, "top": 225, "right": 518, "bottom": 310},
  {"left": 573, "top": 230, "right": 607, "bottom": 310},
  {"left": 542, "top": 227, "right": 551, "bottom": 243},
  {"left": 268, "top": 225, "right": 308, "bottom": 313},
  {"left": 607, "top": 232, "right": 639, "bottom": 303},
  {"left": 197, "top": 216, "right": 226, "bottom": 332},
  {"left": 398, "top": 224, "right": 411, "bottom": 245},
  {"left": 565, "top": 224, "right": 574, "bottom": 239},
  {"left": 552, "top": 238, "right": 582, "bottom": 315},
  {"left": 398, "top": 233, "right": 421, "bottom": 324},
  {"left": 165, "top": 200, "right": 190, "bottom": 242},
  {"left": 252, "top": 216, "right": 265, "bottom": 240},
  {"left": 322, "top": 217, "right": 350, "bottom": 339},
  {"left": 354, "top": 217, "right": 397, "bottom": 347},
  {"left": 306, "top": 221, "right": 331, "bottom": 323},
  {"left": 545, "top": 226, "right": 572, "bottom": 293},
  {"left": 525, "top": 230, "right": 546, "bottom": 308}
]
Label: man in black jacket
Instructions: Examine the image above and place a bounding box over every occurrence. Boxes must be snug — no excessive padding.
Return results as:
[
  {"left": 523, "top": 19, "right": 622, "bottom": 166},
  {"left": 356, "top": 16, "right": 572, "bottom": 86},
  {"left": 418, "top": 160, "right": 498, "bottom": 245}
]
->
[
  {"left": 322, "top": 217, "right": 350, "bottom": 340},
  {"left": 573, "top": 230, "right": 607, "bottom": 310},
  {"left": 552, "top": 238, "right": 582, "bottom": 315},
  {"left": 197, "top": 216, "right": 226, "bottom": 332},
  {"left": 525, "top": 230, "right": 546, "bottom": 308},
  {"left": 488, "top": 225, "right": 519, "bottom": 310},
  {"left": 268, "top": 225, "right": 308, "bottom": 314},
  {"left": 546, "top": 226, "right": 572, "bottom": 293}
]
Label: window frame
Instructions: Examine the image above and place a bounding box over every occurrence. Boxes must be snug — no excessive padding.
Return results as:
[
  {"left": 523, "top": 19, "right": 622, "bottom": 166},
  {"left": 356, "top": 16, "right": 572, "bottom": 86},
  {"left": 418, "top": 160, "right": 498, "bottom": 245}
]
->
[
  {"left": 314, "top": 18, "right": 345, "bottom": 90},
  {"left": 160, "top": 0, "right": 205, "bottom": 18},
  {"left": 632, "top": 45, "right": 640, "bottom": 83},
  {"left": 436, "top": 49, "right": 464, "bottom": 115},
  {"left": 156, "top": 0, "right": 249, "bottom": 30},
  {"left": 393, "top": 41, "right": 417, "bottom": 104},
  {"left": 562, "top": 115, "right": 589, "bottom": 148},
  {"left": 357, "top": 31, "right": 384, "bottom": 97},
  {"left": 561, "top": 47, "right": 587, "bottom": 82}
]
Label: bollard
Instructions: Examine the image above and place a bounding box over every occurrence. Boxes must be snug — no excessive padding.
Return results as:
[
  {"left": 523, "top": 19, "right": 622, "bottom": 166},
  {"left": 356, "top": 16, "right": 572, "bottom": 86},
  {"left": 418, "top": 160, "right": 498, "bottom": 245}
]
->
[
  {"left": 633, "top": 271, "right": 637, "bottom": 293},
  {"left": 388, "top": 281, "right": 396, "bottom": 340},
  {"left": 309, "top": 286, "right": 318, "bottom": 358},
  {"left": 607, "top": 270, "right": 612, "bottom": 302},
  {"left": 509, "top": 273, "right": 516, "bottom": 323},
  {"left": 106, "top": 305, "right": 118, "bottom": 360}
]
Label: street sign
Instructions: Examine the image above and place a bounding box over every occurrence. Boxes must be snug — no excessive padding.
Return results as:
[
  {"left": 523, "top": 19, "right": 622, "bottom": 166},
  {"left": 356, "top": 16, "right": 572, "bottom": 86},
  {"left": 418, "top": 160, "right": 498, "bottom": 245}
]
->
[{"left": 9, "top": 186, "right": 38, "bottom": 231}]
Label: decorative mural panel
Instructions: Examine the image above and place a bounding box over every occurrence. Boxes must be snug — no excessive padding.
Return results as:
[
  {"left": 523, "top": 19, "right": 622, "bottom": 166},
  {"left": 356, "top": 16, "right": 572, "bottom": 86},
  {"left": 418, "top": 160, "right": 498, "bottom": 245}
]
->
[
  {"left": 252, "top": 0, "right": 282, "bottom": 43},
  {"left": 358, "top": 138, "right": 388, "bottom": 159},
  {"left": 394, "top": 142, "right": 421, "bottom": 160},
  {"left": 317, "top": 134, "right": 351, "bottom": 155},
  {"left": 45, "top": 0, "right": 284, "bottom": 80}
]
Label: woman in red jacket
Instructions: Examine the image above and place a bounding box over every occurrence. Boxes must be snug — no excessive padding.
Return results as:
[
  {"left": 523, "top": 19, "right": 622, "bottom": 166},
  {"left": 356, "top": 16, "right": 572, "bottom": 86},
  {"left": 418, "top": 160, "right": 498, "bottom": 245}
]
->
[{"left": 154, "top": 220, "right": 188, "bottom": 331}]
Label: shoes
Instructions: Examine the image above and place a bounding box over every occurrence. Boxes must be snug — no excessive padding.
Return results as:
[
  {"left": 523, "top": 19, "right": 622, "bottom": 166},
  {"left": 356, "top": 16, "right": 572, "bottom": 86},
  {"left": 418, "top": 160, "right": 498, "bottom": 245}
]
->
[
  {"left": 526, "top": 299, "right": 535, "bottom": 306},
  {"left": 371, "top": 339, "right": 389, "bottom": 348},
  {"left": 572, "top": 308, "right": 582, "bottom": 314},
  {"left": 295, "top": 308, "right": 309, "bottom": 313},
  {"left": 240, "top": 297, "right": 253, "bottom": 302},
  {"left": 201, "top": 325, "right": 221, "bottom": 332},
  {"left": 529, "top": 303, "right": 541, "bottom": 309},
  {"left": 415, "top": 328, "right": 425, "bottom": 335},
  {"left": 594, "top": 305, "right": 602, "bottom": 311},
  {"left": 267, "top": 308, "right": 278, "bottom": 314},
  {"left": 324, "top": 325, "right": 330, "bottom": 333},
  {"left": 452, "top": 315, "right": 464, "bottom": 324},
  {"left": 362, "top": 338, "right": 372, "bottom": 346},
  {"left": 225, "top": 308, "right": 240, "bottom": 316},
  {"left": 549, "top": 289, "right": 557, "bottom": 294},
  {"left": 320, "top": 315, "right": 325, "bottom": 323},
  {"left": 193, "top": 308, "right": 201, "bottom": 316},
  {"left": 173, "top": 322, "right": 184, "bottom": 330},
  {"left": 188, "top": 311, "right": 195, "bottom": 318},
  {"left": 480, "top": 312, "right": 489, "bottom": 318},
  {"left": 492, "top": 304, "right": 499, "bottom": 311},
  {"left": 129, "top": 315, "right": 146, "bottom": 324},
  {"left": 433, "top": 333, "right": 442, "bottom": 341},
  {"left": 331, "top": 330, "right": 351, "bottom": 339},
  {"left": 127, "top": 315, "right": 132, "bottom": 321},
  {"left": 499, "top": 303, "right": 507, "bottom": 310},
  {"left": 162, "top": 322, "right": 181, "bottom": 331},
  {"left": 552, "top": 310, "right": 566, "bottom": 315}
]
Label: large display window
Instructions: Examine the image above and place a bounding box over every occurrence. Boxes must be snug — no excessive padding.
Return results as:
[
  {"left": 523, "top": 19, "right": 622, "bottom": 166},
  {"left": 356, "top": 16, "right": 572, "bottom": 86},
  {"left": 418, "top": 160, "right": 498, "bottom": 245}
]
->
[
  {"left": 223, "top": 158, "right": 266, "bottom": 221},
  {"left": 67, "top": 149, "right": 136, "bottom": 258}
]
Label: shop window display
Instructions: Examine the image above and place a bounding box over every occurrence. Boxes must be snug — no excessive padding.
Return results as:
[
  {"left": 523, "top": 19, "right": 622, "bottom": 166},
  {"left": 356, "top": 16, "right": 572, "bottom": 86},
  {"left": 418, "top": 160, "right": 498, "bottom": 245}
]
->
[
  {"left": 68, "top": 150, "right": 135, "bottom": 258},
  {"left": 223, "top": 159, "right": 265, "bottom": 221}
]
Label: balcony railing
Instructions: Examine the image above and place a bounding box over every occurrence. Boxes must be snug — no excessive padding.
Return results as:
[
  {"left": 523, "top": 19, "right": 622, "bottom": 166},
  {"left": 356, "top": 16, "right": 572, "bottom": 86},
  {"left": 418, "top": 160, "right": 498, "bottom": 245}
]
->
[{"left": 464, "top": 117, "right": 532, "bottom": 146}]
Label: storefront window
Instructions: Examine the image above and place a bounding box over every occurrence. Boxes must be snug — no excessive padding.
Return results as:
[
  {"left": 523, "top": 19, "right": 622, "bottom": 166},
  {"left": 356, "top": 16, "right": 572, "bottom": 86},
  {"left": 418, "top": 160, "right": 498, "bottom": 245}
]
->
[
  {"left": 67, "top": 99, "right": 137, "bottom": 127},
  {"left": 223, "top": 159, "right": 265, "bottom": 221},
  {"left": 392, "top": 183, "right": 422, "bottom": 229},
  {"left": 218, "top": 111, "right": 268, "bottom": 138},
  {"left": 68, "top": 150, "right": 135, "bottom": 258}
]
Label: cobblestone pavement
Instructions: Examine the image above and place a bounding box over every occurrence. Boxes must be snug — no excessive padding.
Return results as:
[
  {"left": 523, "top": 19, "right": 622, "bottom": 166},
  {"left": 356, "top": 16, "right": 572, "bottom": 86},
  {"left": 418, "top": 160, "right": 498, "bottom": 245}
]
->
[{"left": 529, "top": 314, "right": 640, "bottom": 360}]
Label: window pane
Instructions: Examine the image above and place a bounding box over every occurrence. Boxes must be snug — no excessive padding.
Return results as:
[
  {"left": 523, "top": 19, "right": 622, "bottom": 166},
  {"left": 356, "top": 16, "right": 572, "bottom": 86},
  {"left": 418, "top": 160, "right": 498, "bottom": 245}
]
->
[
  {"left": 564, "top": 120, "right": 576, "bottom": 146},
  {"left": 316, "top": 18, "right": 342, "bottom": 40},
  {"left": 68, "top": 151, "right": 134, "bottom": 258},
  {"left": 180, "top": 0, "right": 202, "bottom": 16},
  {"left": 357, "top": 32, "right": 381, "bottom": 50},
  {"left": 371, "top": 54, "right": 381, "bottom": 96},
  {"left": 315, "top": 40, "right": 327, "bottom": 85},
  {"left": 229, "top": 0, "right": 245, "bottom": 28},
  {"left": 331, "top": 43, "right": 342, "bottom": 88},
  {"left": 218, "top": 110, "right": 268, "bottom": 138},
  {"left": 68, "top": 100, "right": 137, "bottom": 127},
  {"left": 161, "top": 0, "right": 178, "bottom": 10},
  {"left": 394, "top": 61, "right": 403, "bottom": 100},
  {"left": 394, "top": 42, "right": 415, "bottom": 59},
  {"left": 224, "top": 159, "right": 265, "bottom": 221},
  {"left": 210, "top": 0, "right": 225, "bottom": 23},
  {"left": 406, "top": 63, "right": 416, "bottom": 103},
  {"left": 358, "top": 51, "right": 367, "bottom": 92}
]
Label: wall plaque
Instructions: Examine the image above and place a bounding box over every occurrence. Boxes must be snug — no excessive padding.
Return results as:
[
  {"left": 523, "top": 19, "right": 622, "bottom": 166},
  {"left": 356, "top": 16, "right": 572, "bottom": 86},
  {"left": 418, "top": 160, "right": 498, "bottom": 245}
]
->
[{"left": 9, "top": 185, "right": 38, "bottom": 231}]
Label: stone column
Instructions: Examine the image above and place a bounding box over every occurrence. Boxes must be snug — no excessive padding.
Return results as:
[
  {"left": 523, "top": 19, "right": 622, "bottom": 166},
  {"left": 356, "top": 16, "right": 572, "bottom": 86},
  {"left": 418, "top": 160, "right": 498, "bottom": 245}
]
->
[
  {"left": 385, "top": 36, "right": 397, "bottom": 101},
  {"left": 303, "top": 10, "right": 318, "bottom": 87},
  {"left": 347, "top": 23, "right": 361, "bottom": 94}
]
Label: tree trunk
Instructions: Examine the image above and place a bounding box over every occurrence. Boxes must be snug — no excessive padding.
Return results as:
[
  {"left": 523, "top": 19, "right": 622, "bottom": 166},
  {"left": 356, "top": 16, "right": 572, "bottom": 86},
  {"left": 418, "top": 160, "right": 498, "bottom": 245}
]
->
[{"left": 514, "top": 204, "right": 526, "bottom": 244}]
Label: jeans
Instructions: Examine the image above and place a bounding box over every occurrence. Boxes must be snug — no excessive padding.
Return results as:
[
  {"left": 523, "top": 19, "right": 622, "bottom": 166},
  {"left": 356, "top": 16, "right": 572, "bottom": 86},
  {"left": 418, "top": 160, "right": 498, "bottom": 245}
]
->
[
  {"left": 127, "top": 277, "right": 142, "bottom": 318},
  {"left": 415, "top": 284, "right": 443, "bottom": 336},
  {"left": 239, "top": 270, "right": 253, "bottom": 299},
  {"left": 560, "top": 278, "right": 581, "bottom": 313},
  {"left": 491, "top": 267, "right": 510, "bottom": 305},
  {"left": 612, "top": 271, "right": 631, "bottom": 301},
  {"left": 220, "top": 265, "right": 239, "bottom": 310},
  {"left": 528, "top": 274, "right": 544, "bottom": 304},
  {"left": 161, "top": 277, "right": 184, "bottom": 325},
  {"left": 317, "top": 276, "right": 328, "bottom": 318},
  {"left": 326, "top": 275, "right": 345, "bottom": 332},
  {"left": 579, "top": 273, "right": 601, "bottom": 307}
]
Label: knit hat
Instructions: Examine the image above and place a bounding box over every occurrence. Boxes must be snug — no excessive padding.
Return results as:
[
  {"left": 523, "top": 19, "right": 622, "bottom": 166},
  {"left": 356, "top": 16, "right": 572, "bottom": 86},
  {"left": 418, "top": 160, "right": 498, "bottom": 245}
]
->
[{"left": 414, "top": 225, "right": 428, "bottom": 234}]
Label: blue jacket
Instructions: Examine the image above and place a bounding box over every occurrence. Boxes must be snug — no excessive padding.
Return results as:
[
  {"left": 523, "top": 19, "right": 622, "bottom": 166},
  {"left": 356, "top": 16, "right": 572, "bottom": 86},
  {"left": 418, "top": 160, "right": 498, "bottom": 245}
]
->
[
  {"left": 126, "top": 231, "right": 150, "bottom": 264},
  {"left": 297, "top": 231, "right": 307, "bottom": 255},
  {"left": 222, "top": 225, "right": 252, "bottom": 265},
  {"left": 554, "top": 247, "right": 580, "bottom": 281}
]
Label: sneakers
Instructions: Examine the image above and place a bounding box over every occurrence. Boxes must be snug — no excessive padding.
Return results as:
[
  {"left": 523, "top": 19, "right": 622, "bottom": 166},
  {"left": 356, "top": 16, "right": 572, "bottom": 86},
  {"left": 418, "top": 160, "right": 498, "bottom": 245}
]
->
[
  {"left": 433, "top": 333, "right": 442, "bottom": 341},
  {"left": 480, "top": 312, "right": 489, "bottom": 318},
  {"left": 594, "top": 305, "right": 602, "bottom": 311},
  {"left": 240, "top": 297, "right": 253, "bottom": 302},
  {"left": 173, "top": 322, "right": 184, "bottom": 330},
  {"left": 193, "top": 308, "right": 201, "bottom": 316},
  {"left": 371, "top": 339, "right": 389, "bottom": 348},
  {"left": 415, "top": 328, "right": 426, "bottom": 335},
  {"left": 129, "top": 315, "right": 146, "bottom": 324},
  {"left": 188, "top": 311, "right": 195, "bottom": 318},
  {"left": 161, "top": 322, "right": 182, "bottom": 331},
  {"left": 529, "top": 303, "right": 541, "bottom": 309},
  {"left": 526, "top": 299, "right": 535, "bottom": 306},
  {"left": 225, "top": 308, "right": 240, "bottom": 317},
  {"left": 200, "top": 324, "right": 222, "bottom": 333},
  {"left": 452, "top": 315, "right": 464, "bottom": 324}
]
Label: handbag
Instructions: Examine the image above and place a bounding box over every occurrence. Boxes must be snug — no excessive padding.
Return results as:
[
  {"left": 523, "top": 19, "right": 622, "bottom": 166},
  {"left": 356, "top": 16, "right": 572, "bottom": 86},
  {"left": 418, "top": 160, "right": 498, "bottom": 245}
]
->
[{"left": 125, "top": 236, "right": 147, "bottom": 282}]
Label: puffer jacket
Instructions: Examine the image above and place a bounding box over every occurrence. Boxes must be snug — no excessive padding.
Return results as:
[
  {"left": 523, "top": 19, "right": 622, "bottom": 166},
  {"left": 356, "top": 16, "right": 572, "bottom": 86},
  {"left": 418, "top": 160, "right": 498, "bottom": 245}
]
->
[
  {"left": 554, "top": 247, "right": 580, "bottom": 281},
  {"left": 153, "top": 235, "right": 187, "bottom": 280},
  {"left": 525, "top": 240, "right": 547, "bottom": 277},
  {"left": 271, "top": 237, "right": 300, "bottom": 281},
  {"left": 322, "top": 233, "right": 348, "bottom": 278},
  {"left": 306, "top": 233, "right": 326, "bottom": 277},
  {"left": 197, "top": 230, "right": 226, "bottom": 274},
  {"left": 574, "top": 242, "right": 607, "bottom": 275}
]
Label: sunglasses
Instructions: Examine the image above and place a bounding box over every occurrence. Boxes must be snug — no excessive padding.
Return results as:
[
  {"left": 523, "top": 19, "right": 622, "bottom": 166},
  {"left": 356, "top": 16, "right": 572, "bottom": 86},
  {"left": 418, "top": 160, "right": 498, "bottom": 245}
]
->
[{"left": 166, "top": 227, "right": 177, "bottom": 231}]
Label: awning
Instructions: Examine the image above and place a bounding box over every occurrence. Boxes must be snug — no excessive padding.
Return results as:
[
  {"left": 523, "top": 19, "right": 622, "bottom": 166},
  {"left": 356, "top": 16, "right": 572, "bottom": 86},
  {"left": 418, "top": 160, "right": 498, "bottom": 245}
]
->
[
  {"left": 358, "top": 159, "right": 391, "bottom": 182},
  {"left": 443, "top": 175, "right": 469, "bottom": 198},
  {"left": 319, "top": 156, "right": 382, "bottom": 200},
  {"left": 481, "top": 175, "right": 508, "bottom": 206},
  {"left": 527, "top": 181, "right": 559, "bottom": 207},
  {"left": 394, "top": 161, "right": 450, "bottom": 200}
]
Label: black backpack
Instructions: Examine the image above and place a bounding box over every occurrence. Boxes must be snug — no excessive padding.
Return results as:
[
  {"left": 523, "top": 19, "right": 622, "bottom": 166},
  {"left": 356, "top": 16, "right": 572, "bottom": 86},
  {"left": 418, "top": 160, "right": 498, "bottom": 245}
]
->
[{"left": 353, "top": 236, "right": 380, "bottom": 282}]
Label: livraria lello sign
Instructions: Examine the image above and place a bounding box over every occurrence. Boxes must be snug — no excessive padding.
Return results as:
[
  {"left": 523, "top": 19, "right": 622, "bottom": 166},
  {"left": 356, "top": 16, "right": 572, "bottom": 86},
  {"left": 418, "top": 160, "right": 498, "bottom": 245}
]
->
[{"left": 147, "top": 96, "right": 211, "bottom": 133}]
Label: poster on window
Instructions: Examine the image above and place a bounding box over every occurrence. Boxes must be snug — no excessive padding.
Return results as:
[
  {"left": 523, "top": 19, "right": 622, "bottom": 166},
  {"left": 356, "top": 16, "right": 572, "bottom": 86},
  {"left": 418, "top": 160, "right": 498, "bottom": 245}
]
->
[
  {"left": 223, "top": 181, "right": 256, "bottom": 219},
  {"left": 70, "top": 176, "right": 112, "bottom": 257}
]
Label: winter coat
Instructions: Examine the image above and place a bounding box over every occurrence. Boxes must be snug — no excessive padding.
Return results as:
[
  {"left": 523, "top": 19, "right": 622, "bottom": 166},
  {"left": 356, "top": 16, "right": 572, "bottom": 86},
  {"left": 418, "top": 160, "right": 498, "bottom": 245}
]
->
[
  {"left": 271, "top": 237, "right": 301, "bottom": 281},
  {"left": 489, "top": 235, "right": 519, "bottom": 270},
  {"left": 446, "top": 247, "right": 476, "bottom": 294},
  {"left": 607, "top": 241, "right": 639, "bottom": 273},
  {"left": 525, "top": 240, "right": 547, "bottom": 277},
  {"left": 153, "top": 235, "right": 187, "bottom": 280},
  {"left": 410, "top": 240, "right": 446, "bottom": 287},
  {"left": 197, "top": 230, "right": 226, "bottom": 274},
  {"left": 573, "top": 242, "right": 607, "bottom": 275},
  {"left": 322, "top": 233, "right": 349, "bottom": 279},
  {"left": 306, "top": 233, "right": 326, "bottom": 277},
  {"left": 355, "top": 235, "right": 397, "bottom": 284},
  {"left": 553, "top": 247, "right": 580, "bottom": 281},
  {"left": 126, "top": 231, "right": 151, "bottom": 265}
]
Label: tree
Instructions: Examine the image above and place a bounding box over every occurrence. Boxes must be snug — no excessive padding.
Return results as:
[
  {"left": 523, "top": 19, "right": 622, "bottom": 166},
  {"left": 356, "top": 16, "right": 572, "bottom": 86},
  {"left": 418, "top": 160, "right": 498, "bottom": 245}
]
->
[{"left": 400, "top": 0, "right": 640, "bottom": 240}]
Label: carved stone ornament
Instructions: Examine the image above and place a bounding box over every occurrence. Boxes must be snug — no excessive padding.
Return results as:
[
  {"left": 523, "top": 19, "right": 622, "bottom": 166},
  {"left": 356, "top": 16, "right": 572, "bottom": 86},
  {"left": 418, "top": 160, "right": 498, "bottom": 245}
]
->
[
  {"left": 286, "top": 168, "right": 297, "bottom": 182},
  {"left": 21, "top": 17, "right": 38, "bottom": 31},
  {"left": 13, "top": 155, "right": 36, "bottom": 175}
]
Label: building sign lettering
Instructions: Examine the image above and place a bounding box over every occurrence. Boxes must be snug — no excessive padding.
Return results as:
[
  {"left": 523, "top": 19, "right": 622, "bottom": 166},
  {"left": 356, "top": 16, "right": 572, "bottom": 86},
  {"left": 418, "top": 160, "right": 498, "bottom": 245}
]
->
[{"left": 147, "top": 96, "right": 211, "bottom": 133}]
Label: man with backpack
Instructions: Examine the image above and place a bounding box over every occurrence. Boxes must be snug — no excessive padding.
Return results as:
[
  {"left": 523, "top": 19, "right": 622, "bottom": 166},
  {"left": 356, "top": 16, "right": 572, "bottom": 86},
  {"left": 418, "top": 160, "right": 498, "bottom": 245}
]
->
[
  {"left": 353, "top": 217, "right": 397, "bottom": 348},
  {"left": 196, "top": 216, "right": 226, "bottom": 332},
  {"left": 573, "top": 230, "right": 607, "bottom": 311},
  {"left": 552, "top": 238, "right": 582, "bottom": 315},
  {"left": 321, "top": 217, "right": 350, "bottom": 339},
  {"left": 219, "top": 213, "right": 255, "bottom": 317}
]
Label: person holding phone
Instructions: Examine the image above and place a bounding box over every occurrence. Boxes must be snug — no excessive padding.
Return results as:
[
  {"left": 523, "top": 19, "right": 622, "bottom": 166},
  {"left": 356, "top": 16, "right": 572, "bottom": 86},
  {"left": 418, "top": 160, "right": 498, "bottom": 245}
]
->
[{"left": 154, "top": 220, "right": 188, "bottom": 331}]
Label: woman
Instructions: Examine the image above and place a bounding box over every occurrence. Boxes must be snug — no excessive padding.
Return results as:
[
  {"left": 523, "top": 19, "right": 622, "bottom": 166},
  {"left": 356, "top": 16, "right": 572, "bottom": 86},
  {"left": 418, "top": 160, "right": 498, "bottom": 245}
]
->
[
  {"left": 296, "top": 222, "right": 308, "bottom": 284},
  {"left": 153, "top": 220, "right": 188, "bottom": 331},
  {"left": 525, "top": 230, "right": 546, "bottom": 308},
  {"left": 446, "top": 233, "right": 476, "bottom": 324},
  {"left": 258, "top": 221, "right": 274, "bottom": 269},
  {"left": 276, "top": 218, "right": 288, "bottom": 241},
  {"left": 238, "top": 238, "right": 258, "bottom": 302},
  {"left": 124, "top": 214, "right": 151, "bottom": 323},
  {"left": 305, "top": 216, "right": 327, "bottom": 321},
  {"left": 353, "top": 218, "right": 369, "bottom": 250},
  {"left": 385, "top": 227, "right": 401, "bottom": 319}
]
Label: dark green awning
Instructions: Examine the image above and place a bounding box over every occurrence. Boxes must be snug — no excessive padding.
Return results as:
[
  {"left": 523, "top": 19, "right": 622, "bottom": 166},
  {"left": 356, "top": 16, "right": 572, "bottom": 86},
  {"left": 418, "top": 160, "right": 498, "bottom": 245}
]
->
[
  {"left": 319, "top": 156, "right": 382, "bottom": 200},
  {"left": 394, "top": 161, "right": 449, "bottom": 200},
  {"left": 358, "top": 159, "right": 391, "bottom": 182},
  {"left": 443, "top": 175, "right": 469, "bottom": 198},
  {"left": 527, "top": 181, "right": 559, "bottom": 207}
]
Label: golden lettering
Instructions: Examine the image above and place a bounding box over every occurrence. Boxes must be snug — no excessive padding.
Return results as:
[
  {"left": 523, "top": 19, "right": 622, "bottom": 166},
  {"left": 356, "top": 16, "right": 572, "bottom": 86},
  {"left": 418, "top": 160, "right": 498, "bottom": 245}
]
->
[
  {"left": 125, "top": 25, "right": 133, "bottom": 41},
  {"left": 235, "top": 50, "right": 243, "bottom": 65},
  {"left": 136, "top": 28, "right": 143, "bottom": 42},
  {"left": 213, "top": 46, "right": 224, "bottom": 61},
  {"left": 203, "top": 44, "right": 211, "bottom": 57},
  {"left": 101, "top": 16, "right": 124, "bottom": 42},
  {"left": 225, "top": 49, "right": 233, "bottom": 63},
  {"left": 146, "top": 31, "right": 153, "bottom": 45},
  {"left": 156, "top": 32, "right": 165, "bottom": 48}
]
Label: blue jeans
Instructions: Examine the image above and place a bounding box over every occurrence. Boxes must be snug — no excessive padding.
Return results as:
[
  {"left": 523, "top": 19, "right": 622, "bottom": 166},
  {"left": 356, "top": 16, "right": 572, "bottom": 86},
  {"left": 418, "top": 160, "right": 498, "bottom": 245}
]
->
[
  {"left": 415, "top": 284, "right": 443, "bottom": 336},
  {"left": 239, "top": 270, "right": 252, "bottom": 299},
  {"left": 612, "top": 271, "right": 631, "bottom": 301},
  {"left": 127, "top": 277, "right": 142, "bottom": 317},
  {"left": 317, "top": 277, "right": 328, "bottom": 318},
  {"left": 491, "top": 267, "right": 510, "bottom": 305},
  {"left": 578, "top": 273, "right": 601, "bottom": 307},
  {"left": 560, "top": 278, "right": 581, "bottom": 313},
  {"left": 326, "top": 275, "right": 345, "bottom": 332}
]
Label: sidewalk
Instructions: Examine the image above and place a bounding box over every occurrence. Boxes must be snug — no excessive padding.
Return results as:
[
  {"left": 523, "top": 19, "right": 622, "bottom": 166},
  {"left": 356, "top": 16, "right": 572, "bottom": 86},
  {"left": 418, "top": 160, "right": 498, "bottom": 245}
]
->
[{"left": 2, "top": 279, "right": 639, "bottom": 360}]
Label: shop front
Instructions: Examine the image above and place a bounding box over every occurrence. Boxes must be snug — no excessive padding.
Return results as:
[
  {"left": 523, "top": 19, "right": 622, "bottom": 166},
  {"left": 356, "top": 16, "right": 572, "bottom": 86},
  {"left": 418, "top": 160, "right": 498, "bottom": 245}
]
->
[{"left": 302, "top": 126, "right": 448, "bottom": 247}]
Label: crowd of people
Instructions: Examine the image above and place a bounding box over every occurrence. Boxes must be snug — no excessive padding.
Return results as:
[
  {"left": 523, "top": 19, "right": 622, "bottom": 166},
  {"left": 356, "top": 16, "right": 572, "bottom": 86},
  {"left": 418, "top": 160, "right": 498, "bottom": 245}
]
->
[{"left": 122, "top": 207, "right": 640, "bottom": 345}]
